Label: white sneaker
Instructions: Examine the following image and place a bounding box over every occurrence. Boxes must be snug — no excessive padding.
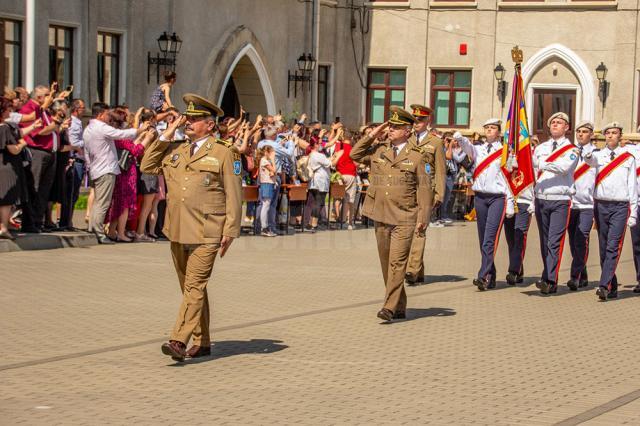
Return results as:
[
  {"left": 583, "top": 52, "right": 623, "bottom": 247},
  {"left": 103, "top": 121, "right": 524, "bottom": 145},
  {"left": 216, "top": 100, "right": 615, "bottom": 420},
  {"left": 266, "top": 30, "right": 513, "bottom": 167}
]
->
[
  {"left": 347, "top": 224, "right": 354, "bottom": 230},
  {"left": 443, "top": 218, "right": 454, "bottom": 225},
  {"left": 430, "top": 221, "right": 444, "bottom": 228}
]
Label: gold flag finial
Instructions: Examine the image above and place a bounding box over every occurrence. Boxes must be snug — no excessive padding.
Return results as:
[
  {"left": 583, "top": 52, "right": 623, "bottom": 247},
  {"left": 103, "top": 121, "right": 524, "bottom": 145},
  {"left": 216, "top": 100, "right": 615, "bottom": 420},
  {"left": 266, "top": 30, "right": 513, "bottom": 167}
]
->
[{"left": 511, "top": 46, "right": 523, "bottom": 64}]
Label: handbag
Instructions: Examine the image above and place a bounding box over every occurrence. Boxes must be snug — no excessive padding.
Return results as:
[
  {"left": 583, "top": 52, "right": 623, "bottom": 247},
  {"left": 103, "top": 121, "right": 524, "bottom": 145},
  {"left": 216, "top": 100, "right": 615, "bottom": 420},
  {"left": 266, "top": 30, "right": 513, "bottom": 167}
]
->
[{"left": 116, "top": 148, "right": 133, "bottom": 172}]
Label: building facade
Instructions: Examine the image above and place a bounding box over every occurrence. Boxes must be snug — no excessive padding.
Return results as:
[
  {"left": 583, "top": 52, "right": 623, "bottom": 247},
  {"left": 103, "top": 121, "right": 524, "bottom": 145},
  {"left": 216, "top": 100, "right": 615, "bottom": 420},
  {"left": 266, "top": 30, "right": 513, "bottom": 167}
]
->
[{"left": 2, "top": 0, "right": 640, "bottom": 139}]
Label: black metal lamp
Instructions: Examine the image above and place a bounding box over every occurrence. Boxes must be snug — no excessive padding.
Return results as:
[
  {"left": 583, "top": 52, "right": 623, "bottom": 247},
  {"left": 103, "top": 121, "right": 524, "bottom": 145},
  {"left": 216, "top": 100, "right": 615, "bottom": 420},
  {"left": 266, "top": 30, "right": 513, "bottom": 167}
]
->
[
  {"left": 288, "top": 52, "right": 316, "bottom": 97},
  {"left": 148, "top": 31, "right": 182, "bottom": 84},
  {"left": 169, "top": 32, "right": 182, "bottom": 55},
  {"left": 596, "top": 62, "right": 609, "bottom": 107},
  {"left": 494, "top": 63, "right": 507, "bottom": 107}
]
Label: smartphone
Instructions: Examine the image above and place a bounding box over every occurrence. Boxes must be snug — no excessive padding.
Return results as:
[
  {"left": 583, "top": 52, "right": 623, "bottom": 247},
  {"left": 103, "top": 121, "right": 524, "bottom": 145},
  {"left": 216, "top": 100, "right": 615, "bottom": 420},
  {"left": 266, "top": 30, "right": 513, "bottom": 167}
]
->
[{"left": 335, "top": 116, "right": 341, "bottom": 123}]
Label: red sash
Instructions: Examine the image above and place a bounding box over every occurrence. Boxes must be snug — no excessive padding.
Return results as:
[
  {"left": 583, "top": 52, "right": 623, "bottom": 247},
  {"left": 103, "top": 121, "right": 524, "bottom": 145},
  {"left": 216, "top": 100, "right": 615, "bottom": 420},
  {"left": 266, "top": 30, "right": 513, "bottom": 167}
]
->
[
  {"left": 595, "top": 152, "right": 632, "bottom": 186},
  {"left": 636, "top": 166, "right": 640, "bottom": 177},
  {"left": 573, "top": 163, "right": 591, "bottom": 181},
  {"left": 472, "top": 149, "right": 502, "bottom": 180},
  {"left": 537, "top": 144, "right": 574, "bottom": 179}
]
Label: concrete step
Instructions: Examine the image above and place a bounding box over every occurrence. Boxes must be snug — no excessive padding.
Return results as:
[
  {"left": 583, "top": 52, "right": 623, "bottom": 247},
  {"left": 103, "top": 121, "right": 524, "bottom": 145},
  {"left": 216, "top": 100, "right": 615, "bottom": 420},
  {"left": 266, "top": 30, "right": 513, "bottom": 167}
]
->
[{"left": 0, "top": 231, "right": 98, "bottom": 253}]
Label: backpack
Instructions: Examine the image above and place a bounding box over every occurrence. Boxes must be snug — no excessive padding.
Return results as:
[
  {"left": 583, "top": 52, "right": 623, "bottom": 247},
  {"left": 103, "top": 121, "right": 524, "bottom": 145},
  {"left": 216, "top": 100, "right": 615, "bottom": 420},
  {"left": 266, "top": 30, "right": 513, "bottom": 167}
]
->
[{"left": 297, "top": 155, "right": 311, "bottom": 182}]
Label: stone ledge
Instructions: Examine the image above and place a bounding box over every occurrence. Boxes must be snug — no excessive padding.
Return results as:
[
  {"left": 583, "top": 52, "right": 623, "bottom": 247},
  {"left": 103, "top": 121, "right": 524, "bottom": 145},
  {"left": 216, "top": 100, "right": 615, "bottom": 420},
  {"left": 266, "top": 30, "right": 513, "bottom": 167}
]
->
[{"left": 0, "top": 231, "right": 98, "bottom": 253}]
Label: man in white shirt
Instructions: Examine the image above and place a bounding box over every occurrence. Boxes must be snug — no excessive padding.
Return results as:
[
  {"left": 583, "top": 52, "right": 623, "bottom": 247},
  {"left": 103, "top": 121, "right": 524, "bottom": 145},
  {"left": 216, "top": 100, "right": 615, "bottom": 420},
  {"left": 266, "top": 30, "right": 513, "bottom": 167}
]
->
[{"left": 83, "top": 102, "right": 147, "bottom": 243}]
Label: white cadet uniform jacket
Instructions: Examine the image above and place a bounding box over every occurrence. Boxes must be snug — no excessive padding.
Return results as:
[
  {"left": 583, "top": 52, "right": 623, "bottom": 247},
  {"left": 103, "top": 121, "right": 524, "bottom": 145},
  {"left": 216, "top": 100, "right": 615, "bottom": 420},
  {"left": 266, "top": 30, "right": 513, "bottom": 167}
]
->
[
  {"left": 584, "top": 146, "right": 638, "bottom": 223},
  {"left": 458, "top": 136, "right": 515, "bottom": 214},
  {"left": 623, "top": 143, "right": 640, "bottom": 198},
  {"left": 533, "top": 137, "right": 579, "bottom": 201},
  {"left": 571, "top": 143, "right": 597, "bottom": 209}
]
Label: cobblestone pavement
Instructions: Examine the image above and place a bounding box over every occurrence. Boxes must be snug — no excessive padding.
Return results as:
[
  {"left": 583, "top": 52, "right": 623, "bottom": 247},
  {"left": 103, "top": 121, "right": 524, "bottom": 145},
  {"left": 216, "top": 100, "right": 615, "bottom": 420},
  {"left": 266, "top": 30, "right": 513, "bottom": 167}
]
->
[{"left": 2, "top": 222, "right": 640, "bottom": 424}]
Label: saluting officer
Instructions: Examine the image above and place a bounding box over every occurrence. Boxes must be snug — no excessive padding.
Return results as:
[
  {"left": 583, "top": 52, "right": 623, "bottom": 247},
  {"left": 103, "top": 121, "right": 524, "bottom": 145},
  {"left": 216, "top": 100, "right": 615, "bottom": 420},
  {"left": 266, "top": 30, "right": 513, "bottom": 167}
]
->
[
  {"left": 532, "top": 112, "right": 579, "bottom": 295},
  {"left": 350, "top": 108, "right": 433, "bottom": 321},
  {"left": 503, "top": 185, "right": 534, "bottom": 285},
  {"left": 566, "top": 121, "right": 597, "bottom": 291},
  {"left": 624, "top": 139, "right": 640, "bottom": 293},
  {"left": 405, "top": 104, "right": 445, "bottom": 285},
  {"left": 584, "top": 122, "right": 638, "bottom": 301},
  {"left": 456, "top": 119, "right": 515, "bottom": 291},
  {"left": 140, "top": 94, "right": 242, "bottom": 360}
]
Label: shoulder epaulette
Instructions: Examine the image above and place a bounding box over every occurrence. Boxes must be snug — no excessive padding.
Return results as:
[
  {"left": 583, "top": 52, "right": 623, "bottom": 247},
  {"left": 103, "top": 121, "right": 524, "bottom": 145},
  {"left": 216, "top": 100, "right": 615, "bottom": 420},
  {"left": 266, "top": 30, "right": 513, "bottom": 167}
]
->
[{"left": 216, "top": 138, "right": 233, "bottom": 148}]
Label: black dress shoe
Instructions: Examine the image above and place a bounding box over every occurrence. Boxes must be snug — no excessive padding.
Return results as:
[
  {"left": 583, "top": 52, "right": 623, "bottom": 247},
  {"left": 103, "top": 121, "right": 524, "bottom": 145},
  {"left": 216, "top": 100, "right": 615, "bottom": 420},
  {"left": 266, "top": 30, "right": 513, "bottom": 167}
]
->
[
  {"left": 539, "top": 280, "right": 556, "bottom": 294},
  {"left": 567, "top": 279, "right": 579, "bottom": 291},
  {"left": 633, "top": 283, "right": 640, "bottom": 293},
  {"left": 377, "top": 308, "right": 393, "bottom": 321},
  {"left": 535, "top": 279, "right": 546, "bottom": 290},
  {"left": 596, "top": 287, "right": 608, "bottom": 301},
  {"left": 186, "top": 345, "right": 211, "bottom": 358},
  {"left": 547, "top": 282, "right": 558, "bottom": 294},
  {"left": 473, "top": 278, "right": 487, "bottom": 291},
  {"left": 161, "top": 340, "right": 186, "bottom": 361},
  {"left": 506, "top": 272, "right": 518, "bottom": 286},
  {"left": 578, "top": 279, "right": 589, "bottom": 288},
  {"left": 487, "top": 279, "right": 496, "bottom": 289},
  {"left": 405, "top": 273, "right": 417, "bottom": 286},
  {"left": 392, "top": 311, "right": 406, "bottom": 320},
  {"left": 607, "top": 290, "right": 618, "bottom": 299}
]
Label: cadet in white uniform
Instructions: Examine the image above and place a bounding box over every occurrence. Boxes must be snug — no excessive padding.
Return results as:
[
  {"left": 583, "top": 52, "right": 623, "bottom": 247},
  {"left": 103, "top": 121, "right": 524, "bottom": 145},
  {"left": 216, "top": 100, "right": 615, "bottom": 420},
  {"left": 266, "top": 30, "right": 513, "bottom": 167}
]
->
[
  {"left": 584, "top": 122, "right": 638, "bottom": 301},
  {"left": 532, "top": 112, "right": 579, "bottom": 295},
  {"left": 566, "top": 121, "right": 597, "bottom": 291},
  {"left": 456, "top": 119, "right": 515, "bottom": 291},
  {"left": 624, "top": 140, "right": 640, "bottom": 293}
]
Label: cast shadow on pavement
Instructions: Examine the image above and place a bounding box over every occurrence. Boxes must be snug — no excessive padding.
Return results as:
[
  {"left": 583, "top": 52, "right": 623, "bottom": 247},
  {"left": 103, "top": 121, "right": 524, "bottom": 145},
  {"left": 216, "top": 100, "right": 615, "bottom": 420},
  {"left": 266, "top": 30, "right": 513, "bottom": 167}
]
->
[
  {"left": 483, "top": 277, "right": 538, "bottom": 292},
  {"left": 409, "top": 275, "right": 466, "bottom": 287},
  {"left": 381, "top": 307, "right": 456, "bottom": 325},
  {"left": 168, "top": 339, "right": 288, "bottom": 366}
]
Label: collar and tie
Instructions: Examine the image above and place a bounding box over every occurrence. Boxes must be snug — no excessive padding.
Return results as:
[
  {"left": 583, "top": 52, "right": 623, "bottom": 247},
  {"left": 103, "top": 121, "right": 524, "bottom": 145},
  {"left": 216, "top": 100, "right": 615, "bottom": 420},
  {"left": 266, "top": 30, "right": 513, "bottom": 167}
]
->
[
  {"left": 486, "top": 143, "right": 492, "bottom": 154},
  {"left": 393, "top": 146, "right": 399, "bottom": 159},
  {"left": 190, "top": 142, "right": 198, "bottom": 157},
  {"left": 610, "top": 150, "right": 616, "bottom": 161},
  {"left": 552, "top": 141, "right": 558, "bottom": 151}
]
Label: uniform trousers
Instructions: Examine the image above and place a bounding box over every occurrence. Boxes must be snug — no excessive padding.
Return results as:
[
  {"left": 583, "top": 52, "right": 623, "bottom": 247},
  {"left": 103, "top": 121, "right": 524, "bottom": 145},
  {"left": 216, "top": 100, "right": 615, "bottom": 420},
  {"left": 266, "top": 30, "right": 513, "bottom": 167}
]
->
[
  {"left": 535, "top": 199, "right": 571, "bottom": 284},
  {"left": 170, "top": 242, "right": 218, "bottom": 346},
  {"left": 630, "top": 222, "right": 640, "bottom": 283},
  {"left": 503, "top": 202, "right": 532, "bottom": 276},
  {"left": 374, "top": 222, "right": 414, "bottom": 313},
  {"left": 474, "top": 192, "right": 506, "bottom": 281},
  {"left": 567, "top": 208, "right": 594, "bottom": 282},
  {"left": 406, "top": 229, "right": 426, "bottom": 280},
  {"left": 594, "top": 200, "right": 629, "bottom": 292}
]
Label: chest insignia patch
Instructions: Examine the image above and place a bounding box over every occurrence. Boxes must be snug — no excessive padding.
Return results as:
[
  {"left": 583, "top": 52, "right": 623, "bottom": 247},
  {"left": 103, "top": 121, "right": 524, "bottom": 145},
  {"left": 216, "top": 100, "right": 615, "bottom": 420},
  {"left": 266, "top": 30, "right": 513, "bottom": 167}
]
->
[
  {"left": 171, "top": 154, "right": 179, "bottom": 163},
  {"left": 233, "top": 160, "right": 242, "bottom": 175},
  {"left": 425, "top": 164, "right": 432, "bottom": 174}
]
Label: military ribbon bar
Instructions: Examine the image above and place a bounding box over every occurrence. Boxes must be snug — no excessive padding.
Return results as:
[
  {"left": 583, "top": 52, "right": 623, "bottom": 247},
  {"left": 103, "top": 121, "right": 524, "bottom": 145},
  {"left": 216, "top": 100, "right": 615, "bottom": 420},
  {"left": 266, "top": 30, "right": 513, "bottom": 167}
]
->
[
  {"left": 472, "top": 149, "right": 503, "bottom": 181},
  {"left": 595, "top": 152, "right": 633, "bottom": 187}
]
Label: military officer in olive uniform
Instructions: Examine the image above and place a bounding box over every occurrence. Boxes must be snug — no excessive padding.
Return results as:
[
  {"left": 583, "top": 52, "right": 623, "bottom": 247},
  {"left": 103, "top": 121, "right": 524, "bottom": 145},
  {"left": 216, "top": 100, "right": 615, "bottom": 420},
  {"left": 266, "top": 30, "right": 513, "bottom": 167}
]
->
[
  {"left": 350, "top": 108, "right": 434, "bottom": 321},
  {"left": 140, "top": 94, "right": 242, "bottom": 361},
  {"left": 405, "top": 104, "right": 446, "bottom": 285}
]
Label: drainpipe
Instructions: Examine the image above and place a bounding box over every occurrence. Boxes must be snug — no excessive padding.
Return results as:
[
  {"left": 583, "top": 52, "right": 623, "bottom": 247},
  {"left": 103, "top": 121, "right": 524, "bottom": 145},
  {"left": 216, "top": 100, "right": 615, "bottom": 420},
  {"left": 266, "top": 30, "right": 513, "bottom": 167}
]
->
[
  {"left": 25, "top": 0, "right": 35, "bottom": 91},
  {"left": 311, "top": 0, "right": 320, "bottom": 121}
]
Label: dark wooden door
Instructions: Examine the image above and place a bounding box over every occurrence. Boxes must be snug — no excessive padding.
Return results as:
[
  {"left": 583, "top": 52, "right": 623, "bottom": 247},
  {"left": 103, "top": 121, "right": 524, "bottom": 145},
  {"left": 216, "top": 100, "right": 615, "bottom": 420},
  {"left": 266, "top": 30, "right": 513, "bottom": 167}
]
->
[{"left": 532, "top": 89, "right": 576, "bottom": 142}]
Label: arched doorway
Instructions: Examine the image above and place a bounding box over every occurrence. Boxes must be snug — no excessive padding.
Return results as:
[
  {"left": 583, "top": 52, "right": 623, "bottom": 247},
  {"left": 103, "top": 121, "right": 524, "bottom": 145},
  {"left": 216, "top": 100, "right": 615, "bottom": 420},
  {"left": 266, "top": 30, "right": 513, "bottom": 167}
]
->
[
  {"left": 522, "top": 44, "right": 595, "bottom": 141},
  {"left": 217, "top": 44, "right": 276, "bottom": 121}
]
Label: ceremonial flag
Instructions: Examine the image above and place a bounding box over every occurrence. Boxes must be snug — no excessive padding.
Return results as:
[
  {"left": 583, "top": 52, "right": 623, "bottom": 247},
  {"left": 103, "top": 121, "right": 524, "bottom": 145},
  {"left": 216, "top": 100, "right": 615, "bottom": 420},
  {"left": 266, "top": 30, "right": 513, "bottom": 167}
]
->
[{"left": 501, "top": 53, "right": 535, "bottom": 197}]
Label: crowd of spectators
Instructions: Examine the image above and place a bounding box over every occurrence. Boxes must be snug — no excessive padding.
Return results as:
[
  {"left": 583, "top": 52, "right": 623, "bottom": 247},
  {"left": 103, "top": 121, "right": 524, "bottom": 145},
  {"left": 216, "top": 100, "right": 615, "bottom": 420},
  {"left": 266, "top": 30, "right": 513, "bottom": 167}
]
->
[{"left": 0, "top": 70, "right": 479, "bottom": 243}]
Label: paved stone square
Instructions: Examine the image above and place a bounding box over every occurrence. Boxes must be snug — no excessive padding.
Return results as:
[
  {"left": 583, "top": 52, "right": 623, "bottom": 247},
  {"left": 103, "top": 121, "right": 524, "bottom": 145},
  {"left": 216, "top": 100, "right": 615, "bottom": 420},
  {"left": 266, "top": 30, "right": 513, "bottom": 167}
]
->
[{"left": 1, "top": 222, "right": 640, "bottom": 424}]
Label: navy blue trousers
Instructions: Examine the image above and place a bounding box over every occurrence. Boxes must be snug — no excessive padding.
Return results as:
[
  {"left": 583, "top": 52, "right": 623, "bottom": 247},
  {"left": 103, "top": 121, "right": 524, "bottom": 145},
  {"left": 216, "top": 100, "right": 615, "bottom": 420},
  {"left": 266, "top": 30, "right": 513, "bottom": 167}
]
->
[
  {"left": 535, "top": 199, "right": 571, "bottom": 284},
  {"left": 503, "top": 202, "right": 532, "bottom": 275},
  {"left": 630, "top": 223, "right": 640, "bottom": 283},
  {"left": 474, "top": 192, "right": 506, "bottom": 281},
  {"left": 594, "top": 200, "right": 629, "bottom": 291},
  {"left": 567, "top": 208, "right": 594, "bottom": 282}
]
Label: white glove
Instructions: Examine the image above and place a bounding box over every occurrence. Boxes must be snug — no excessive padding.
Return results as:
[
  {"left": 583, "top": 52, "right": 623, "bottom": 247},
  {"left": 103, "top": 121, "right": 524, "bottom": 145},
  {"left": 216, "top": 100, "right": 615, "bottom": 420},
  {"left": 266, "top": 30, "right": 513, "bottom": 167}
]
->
[
  {"left": 505, "top": 202, "right": 515, "bottom": 219},
  {"left": 453, "top": 131, "right": 463, "bottom": 141},
  {"left": 629, "top": 217, "right": 637, "bottom": 228},
  {"left": 527, "top": 203, "right": 535, "bottom": 215}
]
